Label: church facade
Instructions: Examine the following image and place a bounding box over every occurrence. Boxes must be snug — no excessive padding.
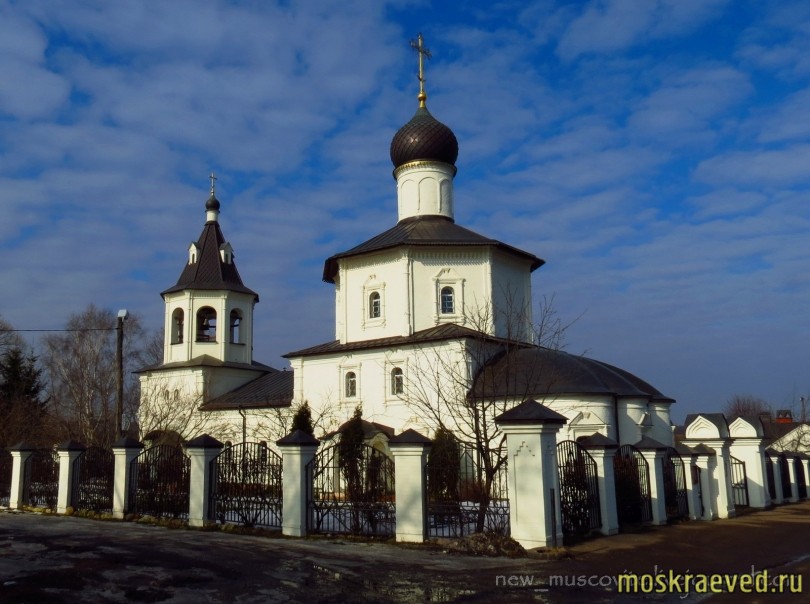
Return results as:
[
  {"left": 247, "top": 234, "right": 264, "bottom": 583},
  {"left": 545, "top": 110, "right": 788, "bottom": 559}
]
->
[{"left": 138, "top": 64, "right": 676, "bottom": 449}]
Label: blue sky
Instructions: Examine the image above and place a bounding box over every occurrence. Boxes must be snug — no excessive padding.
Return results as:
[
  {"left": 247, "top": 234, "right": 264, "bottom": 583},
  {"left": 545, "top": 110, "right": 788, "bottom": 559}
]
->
[{"left": 2, "top": 0, "right": 809, "bottom": 423}]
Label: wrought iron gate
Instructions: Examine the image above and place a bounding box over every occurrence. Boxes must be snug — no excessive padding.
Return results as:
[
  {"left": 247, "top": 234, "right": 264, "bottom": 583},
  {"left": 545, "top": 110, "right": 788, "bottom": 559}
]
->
[
  {"left": 663, "top": 448, "right": 689, "bottom": 520},
  {"left": 729, "top": 456, "right": 749, "bottom": 507},
  {"left": 24, "top": 449, "right": 59, "bottom": 508},
  {"left": 72, "top": 447, "right": 114, "bottom": 513},
  {"left": 556, "top": 440, "right": 601, "bottom": 535},
  {"left": 796, "top": 457, "right": 807, "bottom": 500},
  {"left": 129, "top": 444, "right": 190, "bottom": 519},
  {"left": 0, "top": 450, "right": 12, "bottom": 507},
  {"left": 425, "top": 444, "right": 509, "bottom": 538},
  {"left": 210, "top": 441, "right": 282, "bottom": 527},
  {"left": 307, "top": 443, "right": 395, "bottom": 536},
  {"left": 613, "top": 445, "right": 652, "bottom": 525}
]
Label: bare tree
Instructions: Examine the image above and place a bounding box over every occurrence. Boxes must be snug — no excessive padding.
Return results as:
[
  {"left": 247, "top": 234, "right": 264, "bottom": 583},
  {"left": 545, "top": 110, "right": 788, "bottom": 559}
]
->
[
  {"left": 403, "top": 292, "right": 573, "bottom": 530},
  {"left": 41, "top": 304, "right": 150, "bottom": 447},
  {"left": 0, "top": 315, "right": 24, "bottom": 357},
  {"left": 724, "top": 394, "right": 771, "bottom": 421}
]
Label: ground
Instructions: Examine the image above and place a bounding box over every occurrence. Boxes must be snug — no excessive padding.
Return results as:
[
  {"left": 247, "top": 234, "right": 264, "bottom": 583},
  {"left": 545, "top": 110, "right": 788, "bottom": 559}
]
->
[{"left": 0, "top": 502, "right": 808, "bottom": 603}]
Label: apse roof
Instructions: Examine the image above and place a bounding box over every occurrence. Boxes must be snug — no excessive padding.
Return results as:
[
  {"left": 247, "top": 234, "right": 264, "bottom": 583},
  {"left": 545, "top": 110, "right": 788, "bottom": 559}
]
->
[{"left": 322, "top": 215, "right": 544, "bottom": 283}]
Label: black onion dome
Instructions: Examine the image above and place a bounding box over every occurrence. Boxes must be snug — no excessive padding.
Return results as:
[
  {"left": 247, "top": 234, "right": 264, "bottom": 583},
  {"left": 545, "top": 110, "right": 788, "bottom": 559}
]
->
[
  {"left": 205, "top": 194, "right": 220, "bottom": 212},
  {"left": 390, "top": 106, "right": 458, "bottom": 169}
]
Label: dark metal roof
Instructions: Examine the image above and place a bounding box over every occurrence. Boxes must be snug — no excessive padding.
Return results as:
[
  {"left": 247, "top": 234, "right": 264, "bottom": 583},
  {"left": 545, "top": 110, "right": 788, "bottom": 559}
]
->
[
  {"left": 469, "top": 347, "right": 674, "bottom": 404},
  {"left": 390, "top": 105, "right": 459, "bottom": 169},
  {"left": 495, "top": 399, "right": 568, "bottom": 424},
  {"left": 323, "top": 215, "right": 544, "bottom": 283},
  {"left": 135, "top": 355, "right": 275, "bottom": 374},
  {"left": 284, "top": 323, "right": 508, "bottom": 359},
  {"left": 161, "top": 214, "right": 258, "bottom": 299},
  {"left": 199, "top": 370, "right": 294, "bottom": 411}
]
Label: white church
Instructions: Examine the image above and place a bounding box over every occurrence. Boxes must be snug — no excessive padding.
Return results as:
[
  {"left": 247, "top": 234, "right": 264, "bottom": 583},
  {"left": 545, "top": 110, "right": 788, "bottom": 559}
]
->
[{"left": 137, "top": 51, "right": 676, "bottom": 449}]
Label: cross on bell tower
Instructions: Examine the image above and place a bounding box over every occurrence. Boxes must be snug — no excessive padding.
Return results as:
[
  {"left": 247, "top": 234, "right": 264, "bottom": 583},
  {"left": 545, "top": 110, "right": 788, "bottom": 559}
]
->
[{"left": 410, "top": 33, "right": 431, "bottom": 108}]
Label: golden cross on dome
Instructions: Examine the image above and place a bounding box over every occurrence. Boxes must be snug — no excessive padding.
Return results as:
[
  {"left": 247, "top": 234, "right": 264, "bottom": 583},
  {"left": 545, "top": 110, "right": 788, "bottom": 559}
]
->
[
  {"left": 209, "top": 172, "right": 217, "bottom": 196},
  {"left": 410, "top": 33, "right": 431, "bottom": 107}
]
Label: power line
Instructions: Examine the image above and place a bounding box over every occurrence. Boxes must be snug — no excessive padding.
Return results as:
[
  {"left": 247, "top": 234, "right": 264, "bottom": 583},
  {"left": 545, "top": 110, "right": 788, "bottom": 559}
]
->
[{"left": 0, "top": 328, "right": 116, "bottom": 333}]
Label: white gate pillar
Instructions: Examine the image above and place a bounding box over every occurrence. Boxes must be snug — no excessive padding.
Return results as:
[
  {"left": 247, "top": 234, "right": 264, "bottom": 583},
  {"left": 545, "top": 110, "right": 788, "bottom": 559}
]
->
[
  {"left": 186, "top": 435, "right": 223, "bottom": 527},
  {"left": 691, "top": 446, "right": 717, "bottom": 520},
  {"left": 801, "top": 458, "right": 810, "bottom": 499},
  {"left": 767, "top": 451, "right": 784, "bottom": 505},
  {"left": 277, "top": 430, "right": 319, "bottom": 538},
  {"left": 577, "top": 434, "right": 619, "bottom": 536},
  {"left": 636, "top": 437, "right": 668, "bottom": 526},
  {"left": 389, "top": 429, "right": 431, "bottom": 543},
  {"left": 728, "top": 438, "right": 769, "bottom": 508},
  {"left": 786, "top": 455, "right": 799, "bottom": 503},
  {"left": 56, "top": 441, "right": 85, "bottom": 514},
  {"left": 9, "top": 443, "right": 36, "bottom": 510},
  {"left": 495, "top": 400, "right": 567, "bottom": 550},
  {"left": 112, "top": 436, "right": 143, "bottom": 519}
]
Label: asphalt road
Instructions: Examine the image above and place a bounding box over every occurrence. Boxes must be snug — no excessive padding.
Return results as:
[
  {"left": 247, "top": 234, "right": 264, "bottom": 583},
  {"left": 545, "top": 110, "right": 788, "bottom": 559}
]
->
[{"left": 0, "top": 502, "right": 808, "bottom": 603}]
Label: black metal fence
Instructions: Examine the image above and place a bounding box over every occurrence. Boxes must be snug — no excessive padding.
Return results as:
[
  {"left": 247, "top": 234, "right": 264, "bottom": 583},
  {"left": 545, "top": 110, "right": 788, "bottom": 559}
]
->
[
  {"left": 663, "top": 448, "right": 689, "bottom": 520},
  {"left": 307, "top": 443, "right": 395, "bottom": 536},
  {"left": 72, "top": 447, "right": 114, "bottom": 513},
  {"left": 729, "top": 455, "right": 749, "bottom": 507},
  {"left": 613, "top": 445, "right": 652, "bottom": 525},
  {"left": 425, "top": 443, "right": 509, "bottom": 538},
  {"left": 0, "top": 450, "right": 11, "bottom": 507},
  {"left": 129, "top": 444, "right": 190, "bottom": 519},
  {"left": 556, "top": 440, "right": 601, "bottom": 536},
  {"left": 24, "top": 449, "right": 59, "bottom": 509},
  {"left": 210, "top": 441, "right": 283, "bottom": 528}
]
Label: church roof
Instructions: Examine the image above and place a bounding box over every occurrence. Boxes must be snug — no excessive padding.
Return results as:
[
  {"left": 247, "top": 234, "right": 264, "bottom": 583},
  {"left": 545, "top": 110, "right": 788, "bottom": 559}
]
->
[
  {"left": 322, "top": 215, "right": 544, "bottom": 283},
  {"left": 283, "top": 323, "right": 509, "bottom": 358},
  {"left": 199, "top": 369, "right": 293, "bottom": 410},
  {"left": 161, "top": 195, "right": 258, "bottom": 299},
  {"left": 134, "top": 354, "right": 275, "bottom": 374},
  {"left": 469, "top": 347, "right": 674, "bottom": 404}
]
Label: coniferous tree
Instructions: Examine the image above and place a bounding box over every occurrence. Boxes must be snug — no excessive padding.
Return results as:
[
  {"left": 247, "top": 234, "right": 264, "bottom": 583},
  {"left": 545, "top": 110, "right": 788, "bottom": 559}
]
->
[
  {"left": 291, "top": 401, "right": 315, "bottom": 436},
  {"left": 0, "top": 348, "right": 48, "bottom": 448}
]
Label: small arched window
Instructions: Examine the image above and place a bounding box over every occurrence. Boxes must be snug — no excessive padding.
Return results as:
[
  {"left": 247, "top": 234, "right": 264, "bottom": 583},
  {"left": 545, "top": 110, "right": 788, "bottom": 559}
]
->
[
  {"left": 230, "top": 309, "right": 243, "bottom": 343},
  {"left": 369, "top": 292, "right": 381, "bottom": 319},
  {"left": 440, "top": 286, "right": 455, "bottom": 314},
  {"left": 171, "top": 308, "right": 184, "bottom": 344},
  {"left": 196, "top": 307, "right": 217, "bottom": 342},
  {"left": 391, "top": 367, "right": 404, "bottom": 395},
  {"left": 345, "top": 372, "right": 357, "bottom": 398}
]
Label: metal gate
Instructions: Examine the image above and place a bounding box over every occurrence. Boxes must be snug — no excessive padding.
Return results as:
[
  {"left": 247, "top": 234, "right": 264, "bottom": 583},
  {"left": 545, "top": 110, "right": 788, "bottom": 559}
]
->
[
  {"left": 425, "top": 444, "right": 510, "bottom": 538},
  {"left": 24, "top": 449, "right": 59, "bottom": 508},
  {"left": 729, "top": 456, "right": 749, "bottom": 507},
  {"left": 663, "top": 448, "right": 689, "bottom": 520},
  {"left": 210, "top": 441, "right": 282, "bottom": 527},
  {"left": 307, "top": 443, "right": 395, "bottom": 536},
  {"left": 796, "top": 457, "right": 807, "bottom": 500},
  {"left": 71, "top": 447, "right": 114, "bottom": 513},
  {"left": 556, "top": 440, "right": 601, "bottom": 535},
  {"left": 129, "top": 444, "right": 190, "bottom": 519},
  {"left": 613, "top": 445, "right": 652, "bottom": 525},
  {"left": 0, "top": 451, "right": 11, "bottom": 507}
]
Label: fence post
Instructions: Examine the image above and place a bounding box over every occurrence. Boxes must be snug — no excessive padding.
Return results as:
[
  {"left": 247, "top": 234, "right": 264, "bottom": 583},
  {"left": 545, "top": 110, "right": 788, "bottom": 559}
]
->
[
  {"left": 186, "top": 435, "right": 223, "bottom": 527},
  {"left": 389, "top": 429, "right": 431, "bottom": 543},
  {"left": 727, "top": 417, "right": 769, "bottom": 508},
  {"left": 766, "top": 450, "right": 784, "bottom": 505},
  {"left": 577, "top": 434, "right": 619, "bottom": 536},
  {"left": 56, "top": 441, "right": 85, "bottom": 514},
  {"left": 112, "top": 436, "right": 143, "bottom": 519},
  {"left": 495, "top": 400, "right": 567, "bottom": 549},
  {"left": 636, "top": 437, "right": 669, "bottom": 526},
  {"left": 9, "top": 442, "right": 36, "bottom": 510},
  {"left": 676, "top": 444, "right": 701, "bottom": 520},
  {"left": 786, "top": 455, "right": 799, "bottom": 503},
  {"left": 801, "top": 457, "right": 810, "bottom": 499},
  {"left": 277, "top": 429, "right": 319, "bottom": 537}
]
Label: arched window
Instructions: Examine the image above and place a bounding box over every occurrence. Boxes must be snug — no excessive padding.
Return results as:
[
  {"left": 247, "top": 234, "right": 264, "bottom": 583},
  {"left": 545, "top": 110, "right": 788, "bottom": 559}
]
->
[
  {"left": 369, "top": 292, "right": 381, "bottom": 319},
  {"left": 391, "top": 367, "right": 404, "bottom": 395},
  {"left": 345, "top": 372, "right": 357, "bottom": 398},
  {"left": 230, "top": 309, "right": 243, "bottom": 343},
  {"left": 440, "top": 286, "right": 455, "bottom": 314},
  {"left": 196, "top": 307, "right": 217, "bottom": 342},
  {"left": 171, "top": 308, "right": 184, "bottom": 344}
]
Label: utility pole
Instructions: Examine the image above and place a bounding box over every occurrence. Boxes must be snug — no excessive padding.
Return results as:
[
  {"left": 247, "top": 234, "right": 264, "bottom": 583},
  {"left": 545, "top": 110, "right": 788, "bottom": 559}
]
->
[{"left": 116, "top": 309, "right": 129, "bottom": 437}]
